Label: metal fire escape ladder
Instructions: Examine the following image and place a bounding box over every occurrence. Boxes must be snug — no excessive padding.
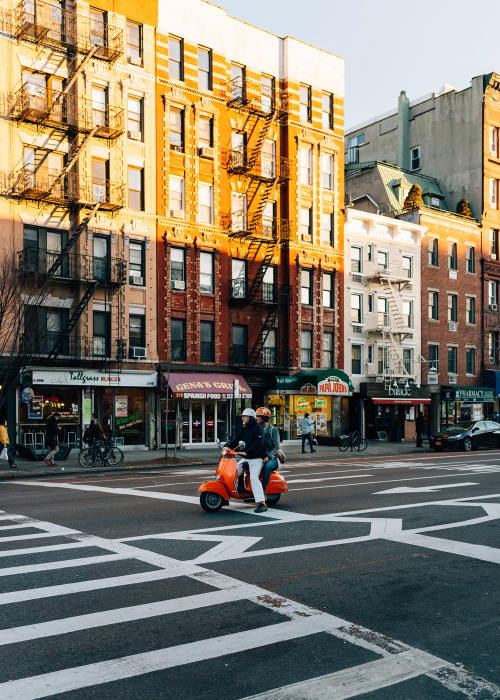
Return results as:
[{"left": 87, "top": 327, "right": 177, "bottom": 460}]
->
[
  {"left": 380, "top": 277, "right": 412, "bottom": 389},
  {"left": 246, "top": 305, "right": 280, "bottom": 367},
  {"left": 247, "top": 109, "right": 277, "bottom": 170},
  {"left": 47, "top": 280, "right": 99, "bottom": 359},
  {"left": 43, "top": 127, "right": 98, "bottom": 199},
  {"left": 46, "top": 202, "right": 100, "bottom": 278},
  {"left": 48, "top": 45, "right": 99, "bottom": 114}
]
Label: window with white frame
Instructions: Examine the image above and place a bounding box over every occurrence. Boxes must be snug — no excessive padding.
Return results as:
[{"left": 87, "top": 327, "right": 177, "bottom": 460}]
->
[
  {"left": 231, "top": 192, "right": 247, "bottom": 232},
  {"left": 351, "top": 344, "right": 362, "bottom": 374},
  {"left": 300, "top": 84, "right": 311, "bottom": 122},
  {"left": 403, "top": 348, "right": 413, "bottom": 374},
  {"left": 170, "top": 248, "right": 185, "bottom": 289},
  {"left": 263, "top": 329, "right": 276, "bottom": 367},
  {"left": 428, "top": 344, "right": 438, "bottom": 373},
  {"left": 170, "top": 176, "right": 184, "bottom": 214},
  {"left": 323, "top": 332, "right": 334, "bottom": 368},
  {"left": 448, "top": 346, "right": 457, "bottom": 374},
  {"left": 323, "top": 272, "right": 333, "bottom": 307},
  {"left": 428, "top": 291, "right": 438, "bottom": 320},
  {"left": 378, "top": 346, "right": 389, "bottom": 374},
  {"left": 367, "top": 344, "right": 374, "bottom": 365},
  {"left": 428, "top": 238, "right": 438, "bottom": 266},
  {"left": 490, "top": 178, "right": 499, "bottom": 208},
  {"left": 351, "top": 245, "right": 362, "bottom": 273},
  {"left": 301, "top": 269, "right": 312, "bottom": 305},
  {"left": 490, "top": 230, "right": 499, "bottom": 258},
  {"left": 448, "top": 294, "right": 457, "bottom": 322},
  {"left": 378, "top": 297, "right": 388, "bottom": 326},
  {"left": 351, "top": 293, "right": 362, "bottom": 324},
  {"left": 347, "top": 133, "right": 364, "bottom": 164},
  {"left": 301, "top": 330, "right": 312, "bottom": 367},
  {"left": 402, "top": 255, "right": 413, "bottom": 278},
  {"left": 322, "top": 153, "right": 333, "bottom": 190},
  {"left": 489, "top": 280, "right": 499, "bottom": 308},
  {"left": 377, "top": 250, "right": 389, "bottom": 269},
  {"left": 490, "top": 126, "right": 499, "bottom": 157},
  {"left": 300, "top": 148, "right": 312, "bottom": 185},
  {"left": 466, "top": 246, "right": 475, "bottom": 273},
  {"left": 448, "top": 242, "right": 457, "bottom": 270},
  {"left": 402, "top": 300, "right": 413, "bottom": 328},
  {"left": 198, "top": 116, "right": 213, "bottom": 148},
  {"left": 169, "top": 36, "right": 183, "bottom": 81},
  {"left": 127, "top": 96, "right": 143, "bottom": 138},
  {"left": 199, "top": 183, "right": 213, "bottom": 224},
  {"left": 321, "top": 212, "right": 333, "bottom": 245},
  {"left": 300, "top": 207, "right": 312, "bottom": 239},
  {"left": 367, "top": 244, "right": 373, "bottom": 261},
  {"left": 198, "top": 47, "right": 212, "bottom": 91},
  {"left": 466, "top": 296, "right": 475, "bottom": 324},
  {"left": 199, "top": 252, "right": 214, "bottom": 294},
  {"left": 170, "top": 107, "right": 184, "bottom": 151},
  {"left": 322, "top": 92, "right": 333, "bottom": 130},
  {"left": 410, "top": 146, "right": 420, "bottom": 170},
  {"left": 466, "top": 347, "right": 475, "bottom": 375}
]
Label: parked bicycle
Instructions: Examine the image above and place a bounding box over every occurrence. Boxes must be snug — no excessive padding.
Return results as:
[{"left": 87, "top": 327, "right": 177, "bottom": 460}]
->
[
  {"left": 338, "top": 431, "right": 367, "bottom": 452},
  {"left": 78, "top": 439, "right": 124, "bottom": 468}
]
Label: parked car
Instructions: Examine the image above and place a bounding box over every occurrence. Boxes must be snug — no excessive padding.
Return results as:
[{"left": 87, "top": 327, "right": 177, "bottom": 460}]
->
[{"left": 430, "top": 420, "right": 500, "bottom": 452}]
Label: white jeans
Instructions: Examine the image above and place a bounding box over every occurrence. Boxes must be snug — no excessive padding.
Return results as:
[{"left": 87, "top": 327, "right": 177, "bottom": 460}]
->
[{"left": 237, "top": 458, "right": 265, "bottom": 503}]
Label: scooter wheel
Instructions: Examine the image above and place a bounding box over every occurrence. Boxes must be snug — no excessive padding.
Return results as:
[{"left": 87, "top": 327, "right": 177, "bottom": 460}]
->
[
  {"left": 200, "top": 492, "right": 224, "bottom": 512},
  {"left": 266, "top": 494, "right": 280, "bottom": 506}
]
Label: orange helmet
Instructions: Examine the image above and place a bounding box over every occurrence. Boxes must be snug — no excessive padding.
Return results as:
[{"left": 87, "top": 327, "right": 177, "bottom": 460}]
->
[{"left": 256, "top": 407, "right": 271, "bottom": 418}]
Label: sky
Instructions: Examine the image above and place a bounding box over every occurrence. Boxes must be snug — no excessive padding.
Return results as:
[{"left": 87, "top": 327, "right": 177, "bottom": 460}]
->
[{"left": 222, "top": 0, "right": 500, "bottom": 130}]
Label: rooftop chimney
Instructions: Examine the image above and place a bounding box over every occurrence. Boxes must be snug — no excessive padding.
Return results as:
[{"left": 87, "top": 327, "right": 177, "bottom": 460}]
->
[{"left": 397, "top": 90, "right": 410, "bottom": 170}]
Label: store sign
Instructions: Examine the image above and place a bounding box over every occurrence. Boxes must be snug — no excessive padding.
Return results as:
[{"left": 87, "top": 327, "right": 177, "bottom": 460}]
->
[
  {"left": 362, "top": 382, "right": 430, "bottom": 401},
  {"left": 168, "top": 372, "right": 252, "bottom": 399},
  {"left": 318, "top": 375, "right": 350, "bottom": 396},
  {"left": 427, "top": 374, "right": 439, "bottom": 385},
  {"left": 32, "top": 370, "right": 157, "bottom": 388},
  {"left": 300, "top": 383, "right": 317, "bottom": 394},
  {"left": 441, "top": 386, "right": 495, "bottom": 403},
  {"left": 20, "top": 387, "right": 34, "bottom": 403}
]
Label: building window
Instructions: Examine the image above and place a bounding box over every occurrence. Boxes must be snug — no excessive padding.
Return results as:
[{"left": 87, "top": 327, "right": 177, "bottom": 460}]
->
[
  {"left": 200, "top": 321, "right": 214, "bottom": 362},
  {"left": 402, "top": 255, "right": 413, "bottom": 278},
  {"left": 403, "top": 348, "right": 413, "bottom": 375},
  {"left": 93, "top": 310, "right": 109, "bottom": 357},
  {"left": 199, "top": 183, "right": 213, "bottom": 224},
  {"left": 230, "top": 63, "right": 245, "bottom": 101},
  {"left": 490, "top": 178, "right": 499, "bottom": 208},
  {"left": 300, "top": 84, "right": 311, "bottom": 122},
  {"left": 200, "top": 252, "right": 214, "bottom": 294},
  {"left": 262, "top": 266, "right": 276, "bottom": 303},
  {"left": 300, "top": 207, "right": 312, "bottom": 240},
  {"left": 129, "top": 315, "right": 145, "bottom": 349},
  {"left": 367, "top": 344, "right": 374, "bottom": 365},
  {"left": 129, "top": 242, "right": 145, "bottom": 285},
  {"left": 351, "top": 345, "right": 362, "bottom": 375},
  {"left": 170, "top": 108, "right": 184, "bottom": 151},
  {"left": 466, "top": 348, "right": 475, "bottom": 375},
  {"left": 199, "top": 116, "right": 213, "bottom": 148},
  {"left": 378, "top": 346, "right": 389, "bottom": 374},
  {"left": 351, "top": 293, "right": 362, "bottom": 324},
  {"left": 93, "top": 236, "right": 109, "bottom": 282},
  {"left": 428, "top": 344, "right": 438, "bottom": 373},
  {"left": 170, "top": 176, "right": 184, "bottom": 215},
  {"left": 466, "top": 246, "right": 475, "bottom": 272},
  {"left": 351, "top": 246, "right": 362, "bottom": 273},
  {"left": 367, "top": 294, "right": 374, "bottom": 313},
  {"left": 322, "top": 154, "right": 333, "bottom": 190},
  {"left": 489, "top": 281, "right": 499, "bottom": 308},
  {"left": 169, "top": 36, "right": 183, "bottom": 80},
  {"left": 323, "top": 332, "right": 334, "bottom": 368},
  {"left": 128, "top": 166, "right": 144, "bottom": 211},
  {"left": 261, "top": 74, "right": 274, "bottom": 113},
  {"left": 263, "top": 329, "right": 276, "bottom": 367},
  {"left": 231, "top": 258, "right": 246, "bottom": 298},
  {"left": 301, "top": 330, "right": 312, "bottom": 367},
  {"left": 410, "top": 146, "right": 420, "bottom": 171},
  {"left": 448, "top": 242, "right": 457, "bottom": 270},
  {"left": 402, "top": 300, "right": 413, "bottom": 328},
  {"left": 170, "top": 248, "right": 185, "bottom": 290},
  {"left": 231, "top": 192, "right": 247, "bottom": 232},
  {"left": 126, "top": 22, "right": 141, "bottom": 62},
  {"left": 448, "top": 294, "right": 457, "bottom": 322},
  {"left": 428, "top": 291, "right": 438, "bottom": 320},
  {"left": 428, "top": 238, "right": 438, "bottom": 266},
  {"left": 466, "top": 297, "right": 475, "bottom": 324},
  {"left": 323, "top": 272, "right": 333, "bottom": 307},
  {"left": 490, "top": 126, "right": 499, "bottom": 157},
  {"left": 90, "top": 9, "right": 106, "bottom": 48},
  {"left": 322, "top": 92, "right": 333, "bottom": 130},
  {"left": 92, "top": 158, "right": 109, "bottom": 203},
  {"left": 490, "top": 230, "right": 499, "bottom": 259},
  {"left": 91, "top": 85, "right": 108, "bottom": 127},
  {"left": 347, "top": 133, "right": 364, "bottom": 164},
  {"left": 448, "top": 346, "right": 457, "bottom": 374},
  {"left": 489, "top": 332, "right": 499, "bottom": 364},
  {"left": 127, "top": 97, "right": 143, "bottom": 139},
  {"left": 171, "top": 318, "right": 186, "bottom": 361},
  {"left": 300, "top": 148, "right": 312, "bottom": 185},
  {"left": 367, "top": 244, "right": 373, "bottom": 261},
  {"left": 301, "top": 269, "right": 312, "bottom": 305},
  {"left": 377, "top": 250, "right": 389, "bottom": 269},
  {"left": 198, "top": 47, "right": 212, "bottom": 91},
  {"left": 232, "top": 325, "right": 247, "bottom": 364},
  {"left": 321, "top": 212, "right": 334, "bottom": 246},
  {"left": 378, "top": 297, "right": 388, "bottom": 326}
]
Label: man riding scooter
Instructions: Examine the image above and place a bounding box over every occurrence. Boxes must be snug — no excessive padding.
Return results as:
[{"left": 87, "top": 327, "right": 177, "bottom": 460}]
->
[
  {"left": 226, "top": 408, "right": 268, "bottom": 513},
  {"left": 256, "top": 407, "right": 280, "bottom": 500}
]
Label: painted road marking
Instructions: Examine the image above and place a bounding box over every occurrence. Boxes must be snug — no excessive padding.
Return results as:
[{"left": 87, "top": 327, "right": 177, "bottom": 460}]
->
[{"left": 374, "top": 482, "right": 478, "bottom": 494}]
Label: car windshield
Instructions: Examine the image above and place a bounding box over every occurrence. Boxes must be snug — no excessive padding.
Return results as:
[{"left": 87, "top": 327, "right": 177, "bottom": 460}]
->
[{"left": 445, "top": 422, "right": 474, "bottom": 433}]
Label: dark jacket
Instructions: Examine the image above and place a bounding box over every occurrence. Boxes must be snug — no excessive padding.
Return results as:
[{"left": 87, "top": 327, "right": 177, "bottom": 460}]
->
[
  {"left": 227, "top": 418, "right": 267, "bottom": 459},
  {"left": 89, "top": 419, "right": 106, "bottom": 442},
  {"left": 45, "top": 416, "right": 59, "bottom": 439},
  {"left": 416, "top": 414, "right": 425, "bottom": 433}
]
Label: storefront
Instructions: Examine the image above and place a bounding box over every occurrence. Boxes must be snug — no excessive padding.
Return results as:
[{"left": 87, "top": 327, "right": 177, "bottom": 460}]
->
[
  {"left": 267, "top": 369, "right": 353, "bottom": 442},
  {"left": 22, "top": 369, "right": 157, "bottom": 448},
  {"left": 440, "top": 385, "right": 495, "bottom": 428},
  {"left": 361, "top": 382, "right": 431, "bottom": 441},
  {"left": 163, "top": 372, "right": 252, "bottom": 446}
]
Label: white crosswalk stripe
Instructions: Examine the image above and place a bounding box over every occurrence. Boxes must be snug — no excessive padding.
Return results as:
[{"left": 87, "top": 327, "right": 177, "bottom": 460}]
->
[{"left": 0, "top": 510, "right": 498, "bottom": 699}]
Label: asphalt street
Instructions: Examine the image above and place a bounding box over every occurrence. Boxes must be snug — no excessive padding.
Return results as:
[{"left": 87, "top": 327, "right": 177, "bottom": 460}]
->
[{"left": 1, "top": 450, "right": 500, "bottom": 699}]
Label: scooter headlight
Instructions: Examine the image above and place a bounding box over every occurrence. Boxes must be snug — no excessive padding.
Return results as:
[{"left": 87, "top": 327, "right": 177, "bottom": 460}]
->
[{"left": 221, "top": 447, "right": 230, "bottom": 456}]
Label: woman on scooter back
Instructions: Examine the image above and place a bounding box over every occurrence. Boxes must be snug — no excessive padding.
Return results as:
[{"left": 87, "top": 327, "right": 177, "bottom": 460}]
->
[{"left": 226, "top": 408, "right": 268, "bottom": 513}]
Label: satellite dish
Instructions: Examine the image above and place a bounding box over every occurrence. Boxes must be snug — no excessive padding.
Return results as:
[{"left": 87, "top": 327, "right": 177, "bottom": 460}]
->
[{"left": 344, "top": 194, "right": 352, "bottom": 208}]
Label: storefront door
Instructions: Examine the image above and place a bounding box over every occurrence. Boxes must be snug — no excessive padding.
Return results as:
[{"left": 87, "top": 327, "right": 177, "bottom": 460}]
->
[{"left": 191, "top": 401, "right": 203, "bottom": 443}]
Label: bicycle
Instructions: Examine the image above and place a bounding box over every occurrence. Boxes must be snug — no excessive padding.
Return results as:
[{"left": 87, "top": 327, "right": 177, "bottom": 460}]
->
[
  {"left": 78, "top": 439, "right": 124, "bottom": 468},
  {"left": 338, "top": 431, "right": 367, "bottom": 452}
]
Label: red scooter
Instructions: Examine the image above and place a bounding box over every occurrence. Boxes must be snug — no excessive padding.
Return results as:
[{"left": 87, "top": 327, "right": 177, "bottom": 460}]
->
[{"left": 198, "top": 446, "right": 288, "bottom": 512}]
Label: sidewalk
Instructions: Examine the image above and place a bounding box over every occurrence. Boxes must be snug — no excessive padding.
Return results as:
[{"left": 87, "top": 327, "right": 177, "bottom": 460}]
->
[{"left": 0, "top": 440, "right": 435, "bottom": 480}]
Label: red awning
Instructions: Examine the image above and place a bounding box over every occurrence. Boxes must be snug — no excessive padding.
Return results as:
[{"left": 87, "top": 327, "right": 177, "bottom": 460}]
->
[
  {"left": 372, "top": 398, "right": 431, "bottom": 405},
  {"left": 167, "top": 372, "right": 252, "bottom": 399}
]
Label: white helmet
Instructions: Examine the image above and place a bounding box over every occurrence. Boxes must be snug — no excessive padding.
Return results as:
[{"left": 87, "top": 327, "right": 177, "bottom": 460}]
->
[{"left": 241, "top": 408, "right": 256, "bottom": 419}]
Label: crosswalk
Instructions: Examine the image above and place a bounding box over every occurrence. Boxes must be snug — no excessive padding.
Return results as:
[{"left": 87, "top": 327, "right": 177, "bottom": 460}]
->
[{"left": 0, "top": 508, "right": 499, "bottom": 698}]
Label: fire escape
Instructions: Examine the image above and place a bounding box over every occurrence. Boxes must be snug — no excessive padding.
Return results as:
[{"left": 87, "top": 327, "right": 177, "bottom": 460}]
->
[
  {"left": 222, "top": 75, "right": 290, "bottom": 369},
  {"left": 12, "top": 0, "right": 125, "bottom": 361}
]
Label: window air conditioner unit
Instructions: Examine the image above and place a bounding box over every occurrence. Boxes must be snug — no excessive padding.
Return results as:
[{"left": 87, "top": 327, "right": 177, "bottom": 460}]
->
[
  {"left": 449, "top": 270, "right": 457, "bottom": 279},
  {"left": 491, "top": 254, "right": 497, "bottom": 260},
  {"left": 170, "top": 209, "right": 184, "bottom": 219},
  {"left": 130, "top": 346, "right": 146, "bottom": 359},
  {"left": 448, "top": 322, "right": 457, "bottom": 332},
  {"left": 491, "top": 304, "right": 499, "bottom": 311},
  {"left": 128, "top": 130, "right": 142, "bottom": 141},
  {"left": 129, "top": 275, "right": 144, "bottom": 286},
  {"left": 449, "top": 374, "right": 457, "bottom": 384},
  {"left": 128, "top": 55, "right": 142, "bottom": 66},
  {"left": 200, "top": 146, "right": 215, "bottom": 159},
  {"left": 171, "top": 280, "right": 186, "bottom": 290}
]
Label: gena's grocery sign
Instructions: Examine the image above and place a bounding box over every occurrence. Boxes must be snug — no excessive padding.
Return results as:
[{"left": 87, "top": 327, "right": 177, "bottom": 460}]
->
[{"left": 318, "top": 376, "right": 350, "bottom": 395}]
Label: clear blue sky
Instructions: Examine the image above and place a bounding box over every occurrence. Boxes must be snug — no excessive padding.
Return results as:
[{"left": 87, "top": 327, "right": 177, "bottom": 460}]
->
[{"left": 222, "top": 0, "right": 500, "bottom": 129}]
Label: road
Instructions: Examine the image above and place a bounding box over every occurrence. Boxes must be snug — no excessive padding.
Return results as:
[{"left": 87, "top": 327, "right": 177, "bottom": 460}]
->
[{"left": 1, "top": 450, "right": 500, "bottom": 699}]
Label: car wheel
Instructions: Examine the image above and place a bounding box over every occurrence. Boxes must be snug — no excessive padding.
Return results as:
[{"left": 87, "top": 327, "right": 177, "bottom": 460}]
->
[{"left": 463, "top": 437, "right": 473, "bottom": 452}]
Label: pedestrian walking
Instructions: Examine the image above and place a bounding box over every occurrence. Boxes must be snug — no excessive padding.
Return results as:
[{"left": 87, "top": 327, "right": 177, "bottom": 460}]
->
[
  {"left": 301, "top": 413, "right": 316, "bottom": 454},
  {"left": 0, "top": 419, "right": 17, "bottom": 468},
  {"left": 416, "top": 410, "right": 425, "bottom": 448},
  {"left": 44, "top": 411, "right": 61, "bottom": 466}
]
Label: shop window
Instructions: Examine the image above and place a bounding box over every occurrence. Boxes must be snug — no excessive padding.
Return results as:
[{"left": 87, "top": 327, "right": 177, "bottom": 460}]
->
[
  {"left": 428, "top": 238, "right": 438, "bottom": 266},
  {"left": 466, "top": 296, "right": 475, "bottom": 324},
  {"left": 428, "top": 291, "right": 438, "bottom": 320},
  {"left": 93, "top": 310, "right": 110, "bottom": 357},
  {"left": 448, "top": 346, "right": 457, "bottom": 374},
  {"left": 170, "top": 108, "right": 184, "bottom": 152},
  {"left": 169, "top": 36, "right": 183, "bottom": 81},
  {"left": 466, "top": 246, "right": 475, "bottom": 273},
  {"left": 323, "top": 332, "right": 333, "bottom": 368},
  {"left": 129, "top": 241, "right": 145, "bottom": 286},
  {"left": 322, "top": 92, "right": 333, "bottom": 130},
  {"left": 300, "top": 269, "right": 312, "bottom": 305},
  {"left": 301, "top": 330, "right": 312, "bottom": 367},
  {"left": 231, "top": 258, "right": 246, "bottom": 298},
  {"left": 323, "top": 272, "right": 333, "bottom": 307},
  {"left": 448, "top": 242, "right": 457, "bottom": 270},
  {"left": 351, "top": 344, "right": 362, "bottom": 375},
  {"left": 428, "top": 344, "right": 439, "bottom": 373},
  {"left": 200, "top": 320, "right": 214, "bottom": 362},
  {"left": 263, "top": 329, "right": 276, "bottom": 366},
  {"left": 170, "top": 248, "right": 185, "bottom": 290},
  {"left": 129, "top": 314, "right": 145, "bottom": 352},
  {"left": 200, "top": 252, "right": 214, "bottom": 293},
  {"left": 300, "top": 84, "right": 311, "bottom": 122},
  {"left": 110, "top": 387, "right": 146, "bottom": 446},
  {"left": 232, "top": 325, "right": 247, "bottom": 364},
  {"left": 198, "top": 47, "right": 212, "bottom": 91},
  {"left": 126, "top": 21, "right": 142, "bottom": 63},
  {"left": 447, "top": 294, "right": 457, "bottom": 322},
  {"left": 171, "top": 318, "right": 186, "bottom": 361},
  {"left": 466, "top": 348, "right": 475, "bottom": 375},
  {"left": 128, "top": 166, "right": 144, "bottom": 211},
  {"left": 199, "top": 116, "right": 213, "bottom": 148}
]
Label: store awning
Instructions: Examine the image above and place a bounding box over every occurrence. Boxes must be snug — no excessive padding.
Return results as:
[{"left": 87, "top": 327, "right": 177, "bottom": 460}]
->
[
  {"left": 166, "top": 372, "right": 252, "bottom": 399},
  {"left": 372, "top": 398, "right": 431, "bottom": 405}
]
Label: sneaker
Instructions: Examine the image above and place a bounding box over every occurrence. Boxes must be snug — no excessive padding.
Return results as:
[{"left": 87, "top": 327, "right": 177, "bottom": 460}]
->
[
  {"left": 254, "top": 503, "right": 268, "bottom": 514},
  {"left": 311, "top": 449, "right": 316, "bottom": 453},
  {"left": 43, "top": 458, "right": 51, "bottom": 466},
  {"left": 301, "top": 450, "right": 306, "bottom": 453},
  {"left": 10, "top": 465, "right": 17, "bottom": 469},
  {"left": 52, "top": 462, "right": 59, "bottom": 466}
]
